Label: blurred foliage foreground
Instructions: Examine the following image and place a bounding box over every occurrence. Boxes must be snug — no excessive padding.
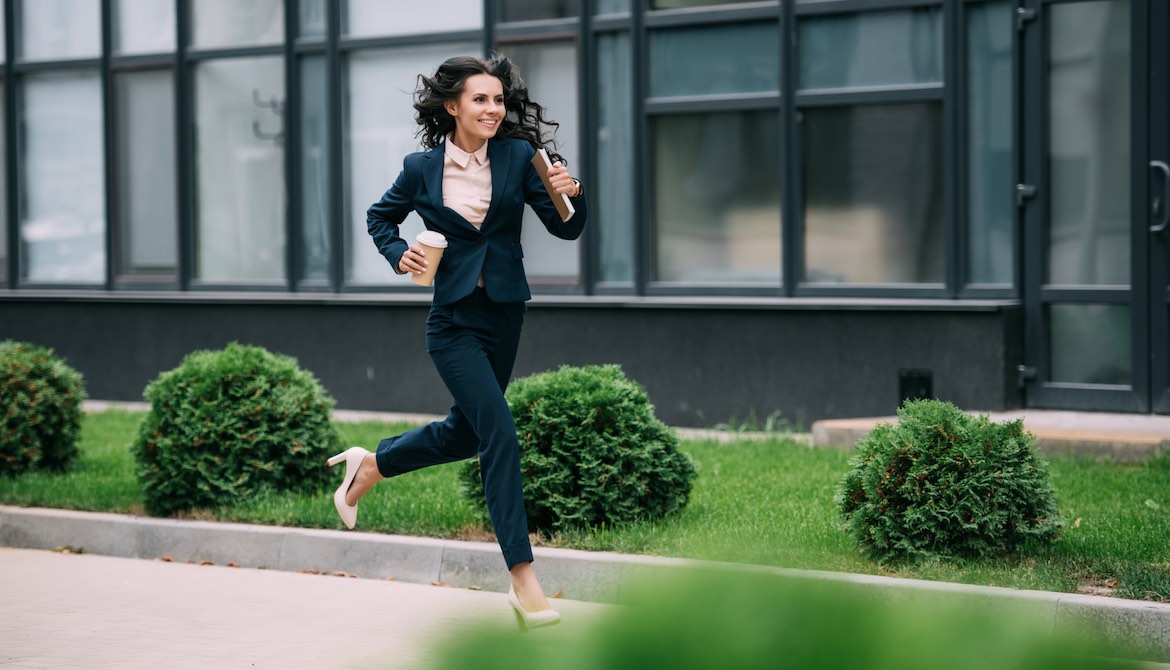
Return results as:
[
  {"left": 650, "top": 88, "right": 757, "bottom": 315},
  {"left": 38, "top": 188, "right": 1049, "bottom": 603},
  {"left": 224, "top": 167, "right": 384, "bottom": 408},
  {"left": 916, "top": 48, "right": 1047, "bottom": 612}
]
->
[{"left": 434, "top": 568, "right": 1146, "bottom": 670}]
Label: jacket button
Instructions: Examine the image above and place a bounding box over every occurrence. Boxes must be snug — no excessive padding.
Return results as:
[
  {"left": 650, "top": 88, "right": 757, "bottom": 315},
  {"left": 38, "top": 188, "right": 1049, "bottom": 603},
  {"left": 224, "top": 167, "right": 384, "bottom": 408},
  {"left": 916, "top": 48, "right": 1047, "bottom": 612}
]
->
[{"left": 477, "top": 237, "right": 486, "bottom": 244}]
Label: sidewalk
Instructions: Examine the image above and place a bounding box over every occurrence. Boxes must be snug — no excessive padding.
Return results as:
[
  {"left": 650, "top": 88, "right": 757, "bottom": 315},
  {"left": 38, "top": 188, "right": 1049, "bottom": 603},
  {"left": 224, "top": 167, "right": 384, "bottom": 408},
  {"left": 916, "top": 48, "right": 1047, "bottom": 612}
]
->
[
  {"left": 0, "top": 546, "right": 607, "bottom": 669},
  {"left": 3, "top": 505, "right": 1170, "bottom": 664}
]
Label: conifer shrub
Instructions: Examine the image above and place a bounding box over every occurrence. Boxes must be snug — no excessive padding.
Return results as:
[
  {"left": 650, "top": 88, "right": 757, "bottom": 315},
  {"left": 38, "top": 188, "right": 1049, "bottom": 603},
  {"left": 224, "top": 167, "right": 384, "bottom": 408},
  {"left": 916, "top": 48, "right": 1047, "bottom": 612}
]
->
[
  {"left": 836, "top": 399, "right": 1064, "bottom": 562},
  {"left": 0, "top": 340, "right": 85, "bottom": 476},
  {"left": 133, "top": 343, "right": 341, "bottom": 516},
  {"left": 460, "top": 364, "right": 696, "bottom": 534}
]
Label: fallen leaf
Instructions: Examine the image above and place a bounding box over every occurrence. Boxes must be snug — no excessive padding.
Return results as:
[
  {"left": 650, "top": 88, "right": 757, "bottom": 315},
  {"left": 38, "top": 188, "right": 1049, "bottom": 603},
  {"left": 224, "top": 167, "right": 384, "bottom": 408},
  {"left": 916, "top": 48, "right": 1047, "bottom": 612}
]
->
[
  {"left": 159, "top": 555, "right": 174, "bottom": 562},
  {"left": 467, "top": 585, "right": 482, "bottom": 591},
  {"left": 200, "top": 560, "right": 214, "bottom": 566},
  {"left": 1072, "top": 518, "right": 1082, "bottom": 528},
  {"left": 1145, "top": 499, "right": 1161, "bottom": 510},
  {"left": 551, "top": 590, "right": 564, "bottom": 599},
  {"left": 50, "top": 545, "right": 83, "bottom": 554},
  {"left": 431, "top": 580, "right": 449, "bottom": 588},
  {"left": 227, "top": 561, "right": 240, "bottom": 568}
]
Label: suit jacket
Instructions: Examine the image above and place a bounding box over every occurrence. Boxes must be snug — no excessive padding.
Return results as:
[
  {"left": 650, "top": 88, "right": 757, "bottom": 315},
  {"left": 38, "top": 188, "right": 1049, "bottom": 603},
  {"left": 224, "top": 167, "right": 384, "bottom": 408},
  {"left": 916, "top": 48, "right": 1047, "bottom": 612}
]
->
[{"left": 366, "top": 136, "right": 587, "bottom": 305}]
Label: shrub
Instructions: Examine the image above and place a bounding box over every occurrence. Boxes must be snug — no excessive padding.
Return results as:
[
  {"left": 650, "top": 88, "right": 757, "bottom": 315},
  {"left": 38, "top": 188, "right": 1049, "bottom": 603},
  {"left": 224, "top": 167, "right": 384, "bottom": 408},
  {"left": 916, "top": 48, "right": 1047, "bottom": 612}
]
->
[
  {"left": 460, "top": 364, "right": 695, "bottom": 534},
  {"left": 0, "top": 340, "right": 86, "bottom": 476},
  {"left": 133, "top": 343, "right": 342, "bottom": 516},
  {"left": 836, "top": 399, "right": 1064, "bottom": 562}
]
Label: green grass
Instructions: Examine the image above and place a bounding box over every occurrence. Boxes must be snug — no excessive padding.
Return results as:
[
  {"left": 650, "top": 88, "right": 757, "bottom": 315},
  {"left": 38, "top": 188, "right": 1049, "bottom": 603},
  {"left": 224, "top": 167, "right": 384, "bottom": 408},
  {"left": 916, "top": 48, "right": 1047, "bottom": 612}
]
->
[{"left": 2, "top": 409, "right": 1167, "bottom": 602}]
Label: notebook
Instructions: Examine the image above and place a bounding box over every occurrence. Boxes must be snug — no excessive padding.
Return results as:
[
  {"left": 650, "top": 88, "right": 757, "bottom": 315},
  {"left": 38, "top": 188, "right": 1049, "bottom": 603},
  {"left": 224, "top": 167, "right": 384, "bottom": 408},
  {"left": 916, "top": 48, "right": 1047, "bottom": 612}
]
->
[{"left": 531, "top": 148, "right": 576, "bottom": 222}]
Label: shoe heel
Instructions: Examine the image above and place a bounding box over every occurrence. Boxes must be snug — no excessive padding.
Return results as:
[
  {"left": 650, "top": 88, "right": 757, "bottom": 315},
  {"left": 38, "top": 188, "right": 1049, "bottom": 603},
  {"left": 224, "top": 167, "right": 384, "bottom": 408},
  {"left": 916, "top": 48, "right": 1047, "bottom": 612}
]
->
[{"left": 326, "top": 452, "right": 347, "bottom": 467}]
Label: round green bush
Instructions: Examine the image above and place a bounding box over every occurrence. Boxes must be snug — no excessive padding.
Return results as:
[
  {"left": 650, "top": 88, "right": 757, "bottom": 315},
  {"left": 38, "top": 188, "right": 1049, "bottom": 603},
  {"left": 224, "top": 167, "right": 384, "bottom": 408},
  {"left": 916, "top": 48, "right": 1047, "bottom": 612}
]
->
[
  {"left": 0, "top": 340, "right": 86, "bottom": 476},
  {"left": 133, "top": 343, "right": 342, "bottom": 516},
  {"left": 836, "top": 399, "right": 1065, "bottom": 562},
  {"left": 460, "top": 364, "right": 696, "bottom": 535}
]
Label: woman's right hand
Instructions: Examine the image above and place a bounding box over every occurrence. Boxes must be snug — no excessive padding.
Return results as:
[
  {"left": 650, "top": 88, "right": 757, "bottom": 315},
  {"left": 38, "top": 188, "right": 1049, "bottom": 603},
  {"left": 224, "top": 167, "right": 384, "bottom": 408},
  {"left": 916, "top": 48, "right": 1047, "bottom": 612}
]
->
[{"left": 398, "top": 245, "right": 429, "bottom": 275}]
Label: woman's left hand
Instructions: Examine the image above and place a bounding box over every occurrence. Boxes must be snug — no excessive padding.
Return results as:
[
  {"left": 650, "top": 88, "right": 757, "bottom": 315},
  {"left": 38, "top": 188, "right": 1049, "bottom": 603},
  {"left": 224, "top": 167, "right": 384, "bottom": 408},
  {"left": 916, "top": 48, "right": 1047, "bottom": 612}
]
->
[{"left": 548, "top": 162, "right": 582, "bottom": 198}]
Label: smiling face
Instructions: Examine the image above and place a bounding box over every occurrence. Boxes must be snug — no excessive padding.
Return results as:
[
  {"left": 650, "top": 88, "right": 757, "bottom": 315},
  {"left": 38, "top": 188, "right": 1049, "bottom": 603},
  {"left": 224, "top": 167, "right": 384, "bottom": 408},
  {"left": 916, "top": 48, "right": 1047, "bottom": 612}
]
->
[{"left": 444, "top": 73, "right": 505, "bottom": 152}]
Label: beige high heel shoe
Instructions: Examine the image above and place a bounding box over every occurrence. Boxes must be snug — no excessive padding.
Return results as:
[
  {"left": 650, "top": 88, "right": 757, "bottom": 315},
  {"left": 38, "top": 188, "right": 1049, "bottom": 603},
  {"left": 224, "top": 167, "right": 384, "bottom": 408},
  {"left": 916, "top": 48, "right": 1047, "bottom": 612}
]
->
[
  {"left": 507, "top": 585, "right": 560, "bottom": 632},
  {"left": 326, "top": 447, "right": 370, "bottom": 529}
]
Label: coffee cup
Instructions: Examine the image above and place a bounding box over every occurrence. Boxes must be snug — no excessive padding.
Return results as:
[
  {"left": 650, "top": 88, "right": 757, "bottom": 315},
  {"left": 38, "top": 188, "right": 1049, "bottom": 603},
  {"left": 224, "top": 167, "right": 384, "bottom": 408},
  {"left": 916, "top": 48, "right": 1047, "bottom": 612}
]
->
[{"left": 411, "top": 230, "right": 448, "bottom": 287}]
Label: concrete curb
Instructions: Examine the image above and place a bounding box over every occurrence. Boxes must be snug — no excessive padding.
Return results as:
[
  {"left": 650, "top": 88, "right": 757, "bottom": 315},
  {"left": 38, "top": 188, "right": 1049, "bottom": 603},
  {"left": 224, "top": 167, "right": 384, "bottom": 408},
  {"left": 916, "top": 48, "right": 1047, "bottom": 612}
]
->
[{"left": 2, "top": 504, "right": 1168, "bottom": 662}]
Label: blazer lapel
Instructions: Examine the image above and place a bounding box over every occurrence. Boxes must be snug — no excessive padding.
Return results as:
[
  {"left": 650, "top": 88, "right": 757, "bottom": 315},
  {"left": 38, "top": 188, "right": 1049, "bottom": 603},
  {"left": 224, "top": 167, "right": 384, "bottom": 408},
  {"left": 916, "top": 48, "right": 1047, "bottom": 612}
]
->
[
  {"left": 421, "top": 144, "right": 445, "bottom": 213},
  {"left": 422, "top": 141, "right": 495, "bottom": 234},
  {"left": 483, "top": 138, "right": 512, "bottom": 227}
]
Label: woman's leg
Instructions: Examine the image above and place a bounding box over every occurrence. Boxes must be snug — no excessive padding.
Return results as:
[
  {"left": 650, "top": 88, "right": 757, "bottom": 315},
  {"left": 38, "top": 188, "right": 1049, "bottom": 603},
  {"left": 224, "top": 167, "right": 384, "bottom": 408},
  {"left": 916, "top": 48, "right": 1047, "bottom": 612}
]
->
[
  {"left": 413, "top": 291, "right": 534, "bottom": 570},
  {"left": 345, "top": 406, "right": 478, "bottom": 506}
]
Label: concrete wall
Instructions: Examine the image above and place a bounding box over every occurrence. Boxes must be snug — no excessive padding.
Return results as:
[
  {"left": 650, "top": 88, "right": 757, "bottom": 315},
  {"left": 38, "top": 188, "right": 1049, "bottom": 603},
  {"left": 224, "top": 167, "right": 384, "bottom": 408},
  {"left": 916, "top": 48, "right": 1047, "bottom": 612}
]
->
[{"left": 0, "top": 294, "right": 1023, "bottom": 427}]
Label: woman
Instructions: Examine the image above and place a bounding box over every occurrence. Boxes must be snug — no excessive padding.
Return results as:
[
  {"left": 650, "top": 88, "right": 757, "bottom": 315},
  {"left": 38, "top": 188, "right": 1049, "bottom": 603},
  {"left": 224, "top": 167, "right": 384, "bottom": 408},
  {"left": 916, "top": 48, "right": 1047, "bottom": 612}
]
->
[{"left": 326, "top": 53, "right": 586, "bottom": 631}]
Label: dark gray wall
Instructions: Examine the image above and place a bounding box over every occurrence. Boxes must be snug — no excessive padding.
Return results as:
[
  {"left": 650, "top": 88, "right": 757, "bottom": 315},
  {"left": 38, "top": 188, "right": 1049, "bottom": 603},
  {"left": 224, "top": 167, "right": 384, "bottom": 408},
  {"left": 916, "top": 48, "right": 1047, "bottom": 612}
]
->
[{"left": 0, "top": 295, "right": 1023, "bottom": 427}]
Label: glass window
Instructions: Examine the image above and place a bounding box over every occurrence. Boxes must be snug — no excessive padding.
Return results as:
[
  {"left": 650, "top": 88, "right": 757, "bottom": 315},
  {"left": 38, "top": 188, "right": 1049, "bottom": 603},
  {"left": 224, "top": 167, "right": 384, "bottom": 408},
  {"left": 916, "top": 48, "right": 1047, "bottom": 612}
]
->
[
  {"left": 800, "top": 8, "right": 943, "bottom": 90},
  {"left": 654, "top": 111, "right": 781, "bottom": 283},
  {"left": 346, "top": 0, "right": 481, "bottom": 37},
  {"left": 500, "top": 41, "right": 581, "bottom": 284},
  {"left": 345, "top": 43, "right": 480, "bottom": 285},
  {"left": 19, "top": 0, "right": 101, "bottom": 61},
  {"left": 193, "top": 57, "right": 285, "bottom": 283},
  {"left": 113, "top": 0, "right": 176, "bottom": 54},
  {"left": 192, "top": 0, "right": 283, "bottom": 50},
  {"left": 300, "top": 0, "right": 327, "bottom": 38},
  {"left": 649, "top": 22, "right": 779, "bottom": 98},
  {"left": 301, "top": 56, "right": 329, "bottom": 282},
  {"left": 652, "top": 0, "right": 752, "bottom": 8},
  {"left": 803, "top": 103, "right": 943, "bottom": 284},
  {"left": 114, "top": 70, "right": 176, "bottom": 280},
  {"left": 1048, "top": 304, "right": 1131, "bottom": 385},
  {"left": 596, "top": 0, "right": 630, "bottom": 14},
  {"left": 0, "top": 90, "right": 5, "bottom": 282},
  {"left": 1046, "top": 0, "right": 1130, "bottom": 286},
  {"left": 597, "top": 33, "right": 634, "bottom": 284},
  {"left": 498, "top": 0, "right": 579, "bottom": 22},
  {"left": 966, "top": 1, "right": 1013, "bottom": 285},
  {"left": 20, "top": 72, "right": 106, "bottom": 284}
]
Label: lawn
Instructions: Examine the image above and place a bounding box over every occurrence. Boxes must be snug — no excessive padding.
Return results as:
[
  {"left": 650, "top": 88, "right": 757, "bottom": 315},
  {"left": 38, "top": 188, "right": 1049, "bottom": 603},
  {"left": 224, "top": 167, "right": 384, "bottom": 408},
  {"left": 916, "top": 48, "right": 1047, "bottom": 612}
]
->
[{"left": 1, "top": 409, "right": 1167, "bottom": 602}]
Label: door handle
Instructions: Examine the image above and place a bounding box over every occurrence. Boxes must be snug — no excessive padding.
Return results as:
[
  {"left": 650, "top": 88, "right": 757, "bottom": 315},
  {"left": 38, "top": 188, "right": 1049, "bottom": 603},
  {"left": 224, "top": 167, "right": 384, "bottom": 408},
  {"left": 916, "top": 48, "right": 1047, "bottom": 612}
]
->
[{"left": 1153, "top": 160, "right": 1170, "bottom": 233}]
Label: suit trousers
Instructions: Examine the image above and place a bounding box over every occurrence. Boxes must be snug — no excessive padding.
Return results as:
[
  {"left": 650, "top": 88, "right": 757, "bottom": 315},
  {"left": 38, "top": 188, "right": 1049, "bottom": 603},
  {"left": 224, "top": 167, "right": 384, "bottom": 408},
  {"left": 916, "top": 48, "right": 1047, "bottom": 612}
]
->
[{"left": 373, "top": 287, "right": 533, "bottom": 570}]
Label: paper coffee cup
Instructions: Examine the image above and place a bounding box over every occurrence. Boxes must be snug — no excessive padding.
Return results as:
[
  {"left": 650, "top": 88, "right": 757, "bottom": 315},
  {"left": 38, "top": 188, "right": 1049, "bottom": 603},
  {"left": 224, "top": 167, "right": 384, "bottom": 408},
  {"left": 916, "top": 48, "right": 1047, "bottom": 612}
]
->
[{"left": 411, "top": 230, "right": 448, "bottom": 287}]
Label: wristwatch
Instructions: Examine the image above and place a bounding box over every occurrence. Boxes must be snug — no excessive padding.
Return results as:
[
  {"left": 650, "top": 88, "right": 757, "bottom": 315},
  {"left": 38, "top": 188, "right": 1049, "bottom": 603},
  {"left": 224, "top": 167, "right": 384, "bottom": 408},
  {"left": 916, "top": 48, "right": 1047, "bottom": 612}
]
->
[{"left": 570, "top": 178, "right": 584, "bottom": 199}]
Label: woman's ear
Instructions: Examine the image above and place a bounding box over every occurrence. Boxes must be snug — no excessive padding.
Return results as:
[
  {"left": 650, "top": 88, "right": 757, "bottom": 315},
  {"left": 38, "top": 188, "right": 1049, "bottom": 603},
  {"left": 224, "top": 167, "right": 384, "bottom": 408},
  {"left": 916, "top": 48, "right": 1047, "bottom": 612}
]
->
[{"left": 444, "top": 100, "right": 458, "bottom": 117}]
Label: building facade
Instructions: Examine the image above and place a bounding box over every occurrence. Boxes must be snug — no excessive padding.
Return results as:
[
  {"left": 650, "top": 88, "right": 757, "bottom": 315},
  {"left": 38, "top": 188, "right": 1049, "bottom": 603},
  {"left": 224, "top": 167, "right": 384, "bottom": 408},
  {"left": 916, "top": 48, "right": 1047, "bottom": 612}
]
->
[{"left": 0, "top": 0, "right": 1166, "bottom": 427}]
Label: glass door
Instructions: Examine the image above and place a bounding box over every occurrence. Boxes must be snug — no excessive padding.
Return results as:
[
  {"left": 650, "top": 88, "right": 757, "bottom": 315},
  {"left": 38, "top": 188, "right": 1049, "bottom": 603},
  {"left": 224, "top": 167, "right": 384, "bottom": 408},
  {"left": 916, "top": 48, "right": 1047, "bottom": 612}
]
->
[
  {"left": 1020, "top": 0, "right": 1152, "bottom": 411},
  {"left": 1150, "top": 0, "right": 1170, "bottom": 413}
]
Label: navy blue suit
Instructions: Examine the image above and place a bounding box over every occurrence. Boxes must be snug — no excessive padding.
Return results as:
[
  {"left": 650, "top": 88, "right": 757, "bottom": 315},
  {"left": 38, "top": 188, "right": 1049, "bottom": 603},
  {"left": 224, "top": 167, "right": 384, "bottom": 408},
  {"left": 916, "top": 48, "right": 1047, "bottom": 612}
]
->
[
  {"left": 367, "top": 137, "right": 586, "bottom": 305},
  {"left": 365, "top": 136, "right": 586, "bottom": 570}
]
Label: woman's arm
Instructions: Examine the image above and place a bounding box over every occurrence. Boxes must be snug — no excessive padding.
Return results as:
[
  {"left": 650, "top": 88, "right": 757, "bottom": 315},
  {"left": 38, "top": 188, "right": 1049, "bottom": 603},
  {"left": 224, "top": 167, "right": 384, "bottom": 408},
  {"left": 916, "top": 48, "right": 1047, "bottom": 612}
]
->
[
  {"left": 366, "top": 165, "right": 415, "bottom": 274},
  {"left": 524, "top": 153, "right": 587, "bottom": 241}
]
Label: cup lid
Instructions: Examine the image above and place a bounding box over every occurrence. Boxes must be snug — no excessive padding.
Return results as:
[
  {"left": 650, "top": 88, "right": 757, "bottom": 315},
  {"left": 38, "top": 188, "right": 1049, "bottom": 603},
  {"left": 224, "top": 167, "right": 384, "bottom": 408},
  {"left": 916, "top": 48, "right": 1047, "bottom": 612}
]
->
[{"left": 416, "top": 230, "right": 448, "bottom": 248}]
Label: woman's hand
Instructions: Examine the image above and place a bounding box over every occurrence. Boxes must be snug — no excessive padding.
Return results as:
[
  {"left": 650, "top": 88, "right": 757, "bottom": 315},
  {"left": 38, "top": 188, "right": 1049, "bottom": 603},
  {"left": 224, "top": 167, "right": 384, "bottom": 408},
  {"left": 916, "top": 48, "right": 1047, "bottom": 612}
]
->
[
  {"left": 547, "top": 162, "right": 582, "bottom": 198},
  {"left": 398, "top": 245, "right": 430, "bottom": 275}
]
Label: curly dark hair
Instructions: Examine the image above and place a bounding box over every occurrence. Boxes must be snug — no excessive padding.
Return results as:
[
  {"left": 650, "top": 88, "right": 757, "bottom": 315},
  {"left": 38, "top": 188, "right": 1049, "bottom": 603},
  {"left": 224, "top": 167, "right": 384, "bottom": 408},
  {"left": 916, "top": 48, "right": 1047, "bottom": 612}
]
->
[{"left": 413, "top": 53, "right": 565, "bottom": 164}]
